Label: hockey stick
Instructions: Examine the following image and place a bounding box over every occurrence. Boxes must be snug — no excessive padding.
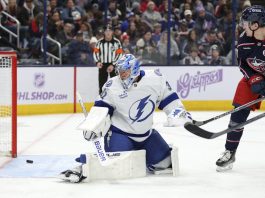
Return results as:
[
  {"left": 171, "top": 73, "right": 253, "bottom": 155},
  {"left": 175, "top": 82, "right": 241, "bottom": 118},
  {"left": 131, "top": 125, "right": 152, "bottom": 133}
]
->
[
  {"left": 193, "top": 97, "right": 265, "bottom": 126},
  {"left": 185, "top": 112, "right": 265, "bottom": 139},
  {"left": 76, "top": 91, "right": 110, "bottom": 166}
]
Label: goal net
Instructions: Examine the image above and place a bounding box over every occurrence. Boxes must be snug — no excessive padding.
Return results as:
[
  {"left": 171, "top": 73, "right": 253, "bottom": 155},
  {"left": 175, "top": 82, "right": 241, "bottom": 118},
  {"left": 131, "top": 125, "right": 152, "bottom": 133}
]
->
[{"left": 0, "top": 51, "right": 17, "bottom": 157}]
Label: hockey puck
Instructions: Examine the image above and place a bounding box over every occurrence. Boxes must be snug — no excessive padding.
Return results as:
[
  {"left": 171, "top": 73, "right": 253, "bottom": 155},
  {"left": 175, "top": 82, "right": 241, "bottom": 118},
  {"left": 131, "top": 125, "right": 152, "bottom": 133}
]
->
[{"left": 26, "top": 160, "right": 33, "bottom": 164}]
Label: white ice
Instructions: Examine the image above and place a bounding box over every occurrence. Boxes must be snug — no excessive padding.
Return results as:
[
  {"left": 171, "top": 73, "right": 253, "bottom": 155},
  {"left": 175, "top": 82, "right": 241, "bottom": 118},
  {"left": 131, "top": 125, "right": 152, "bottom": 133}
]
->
[{"left": 1, "top": 111, "right": 265, "bottom": 198}]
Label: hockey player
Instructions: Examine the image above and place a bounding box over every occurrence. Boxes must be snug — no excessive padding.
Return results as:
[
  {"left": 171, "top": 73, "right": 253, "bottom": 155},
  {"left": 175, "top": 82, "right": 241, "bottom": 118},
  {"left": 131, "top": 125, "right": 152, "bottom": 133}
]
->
[
  {"left": 59, "top": 54, "right": 192, "bottom": 182},
  {"left": 216, "top": 5, "right": 265, "bottom": 172}
]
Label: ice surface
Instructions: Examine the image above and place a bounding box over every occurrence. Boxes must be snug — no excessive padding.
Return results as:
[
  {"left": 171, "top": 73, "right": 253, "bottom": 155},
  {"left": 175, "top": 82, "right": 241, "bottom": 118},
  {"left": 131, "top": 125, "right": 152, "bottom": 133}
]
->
[{"left": 1, "top": 111, "right": 265, "bottom": 198}]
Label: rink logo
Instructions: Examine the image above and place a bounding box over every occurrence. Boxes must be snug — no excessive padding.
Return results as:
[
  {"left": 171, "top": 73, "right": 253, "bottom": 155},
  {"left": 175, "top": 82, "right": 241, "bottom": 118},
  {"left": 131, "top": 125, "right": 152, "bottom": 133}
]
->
[
  {"left": 129, "top": 95, "right": 155, "bottom": 123},
  {"left": 34, "top": 73, "right": 45, "bottom": 88},
  {"left": 94, "top": 141, "right": 106, "bottom": 161},
  {"left": 177, "top": 69, "right": 223, "bottom": 98}
]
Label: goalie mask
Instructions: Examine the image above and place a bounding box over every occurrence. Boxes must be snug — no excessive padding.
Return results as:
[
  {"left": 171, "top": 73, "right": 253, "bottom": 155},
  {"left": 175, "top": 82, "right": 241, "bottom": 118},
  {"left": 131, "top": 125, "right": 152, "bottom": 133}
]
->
[{"left": 115, "top": 54, "right": 140, "bottom": 90}]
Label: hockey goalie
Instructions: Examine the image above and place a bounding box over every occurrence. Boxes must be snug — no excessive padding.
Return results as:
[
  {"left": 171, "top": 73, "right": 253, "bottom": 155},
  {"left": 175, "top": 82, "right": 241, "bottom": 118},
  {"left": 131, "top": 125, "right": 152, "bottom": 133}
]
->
[{"left": 58, "top": 54, "right": 192, "bottom": 183}]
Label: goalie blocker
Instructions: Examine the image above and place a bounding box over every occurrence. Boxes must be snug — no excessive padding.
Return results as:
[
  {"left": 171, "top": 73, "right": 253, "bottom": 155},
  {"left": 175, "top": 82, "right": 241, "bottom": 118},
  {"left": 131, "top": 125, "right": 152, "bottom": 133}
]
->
[{"left": 58, "top": 146, "right": 179, "bottom": 183}]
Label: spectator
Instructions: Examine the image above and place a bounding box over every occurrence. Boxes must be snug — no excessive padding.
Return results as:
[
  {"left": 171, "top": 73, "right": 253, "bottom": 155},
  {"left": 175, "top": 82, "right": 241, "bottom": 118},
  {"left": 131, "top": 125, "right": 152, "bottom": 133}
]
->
[
  {"left": 55, "top": 22, "right": 74, "bottom": 62},
  {"left": 157, "top": 31, "right": 180, "bottom": 65},
  {"left": 55, "top": 22, "right": 74, "bottom": 47},
  {"left": 90, "top": 11, "right": 105, "bottom": 34},
  {"left": 218, "top": 10, "right": 233, "bottom": 55},
  {"left": 201, "top": 0, "right": 214, "bottom": 14},
  {"left": 214, "top": 0, "right": 229, "bottom": 18},
  {"left": 183, "top": 29, "right": 200, "bottom": 56},
  {"left": 179, "top": 0, "right": 193, "bottom": 15},
  {"left": 95, "top": 28, "right": 104, "bottom": 40},
  {"left": 208, "top": 44, "right": 226, "bottom": 65},
  {"left": 61, "top": 0, "right": 85, "bottom": 24},
  {"left": 182, "top": 46, "right": 204, "bottom": 65},
  {"left": 199, "top": 29, "right": 225, "bottom": 57},
  {"left": 182, "top": 9, "right": 195, "bottom": 30},
  {"left": 152, "top": 23, "right": 162, "bottom": 44},
  {"left": 79, "top": 22, "right": 93, "bottom": 41},
  {"left": 126, "top": 21, "right": 141, "bottom": 45},
  {"left": 136, "top": 30, "right": 158, "bottom": 62},
  {"left": 66, "top": 31, "right": 93, "bottom": 65},
  {"left": 121, "top": 32, "right": 134, "bottom": 54},
  {"left": 160, "top": 11, "right": 178, "bottom": 32},
  {"left": 194, "top": 6, "right": 217, "bottom": 39},
  {"left": 89, "top": 36, "right": 97, "bottom": 53},
  {"left": 48, "top": 10, "right": 64, "bottom": 38},
  {"left": 140, "top": 0, "right": 158, "bottom": 13},
  {"left": 120, "top": 12, "right": 136, "bottom": 32},
  {"left": 113, "top": 24, "right": 122, "bottom": 40},
  {"left": 28, "top": 12, "right": 44, "bottom": 58},
  {"left": 158, "top": 0, "right": 177, "bottom": 20},
  {"left": 106, "top": 0, "right": 122, "bottom": 26},
  {"left": 93, "top": 24, "right": 123, "bottom": 93},
  {"left": 3, "top": 0, "right": 17, "bottom": 27},
  {"left": 141, "top": 1, "right": 162, "bottom": 27},
  {"left": 17, "top": 0, "right": 40, "bottom": 26},
  {"left": 175, "top": 20, "right": 189, "bottom": 59},
  {"left": 131, "top": 2, "right": 142, "bottom": 16},
  {"left": 49, "top": 0, "right": 62, "bottom": 13}
]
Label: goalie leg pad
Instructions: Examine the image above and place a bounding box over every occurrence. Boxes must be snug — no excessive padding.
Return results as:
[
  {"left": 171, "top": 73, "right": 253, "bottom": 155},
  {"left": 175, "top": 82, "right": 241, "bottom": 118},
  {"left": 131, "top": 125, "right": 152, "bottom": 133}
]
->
[
  {"left": 82, "top": 150, "right": 146, "bottom": 182},
  {"left": 171, "top": 146, "right": 179, "bottom": 176},
  {"left": 151, "top": 146, "right": 179, "bottom": 176}
]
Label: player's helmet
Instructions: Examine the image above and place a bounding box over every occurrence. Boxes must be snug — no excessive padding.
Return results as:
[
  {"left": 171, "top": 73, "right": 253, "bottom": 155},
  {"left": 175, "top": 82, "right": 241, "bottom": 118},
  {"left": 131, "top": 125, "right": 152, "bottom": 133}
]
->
[
  {"left": 240, "top": 5, "right": 265, "bottom": 27},
  {"left": 115, "top": 54, "right": 140, "bottom": 89}
]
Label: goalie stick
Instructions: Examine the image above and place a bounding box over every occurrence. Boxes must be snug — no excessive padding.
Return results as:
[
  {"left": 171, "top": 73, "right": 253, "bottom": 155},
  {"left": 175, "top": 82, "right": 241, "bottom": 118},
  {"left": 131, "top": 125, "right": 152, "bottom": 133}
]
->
[
  {"left": 192, "top": 97, "right": 265, "bottom": 126},
  {"left": 185, "top": 112, "right": 265, "bottom": 139},
  {"left": 76, "top": 91, "right": 110, "bottom": 166}
]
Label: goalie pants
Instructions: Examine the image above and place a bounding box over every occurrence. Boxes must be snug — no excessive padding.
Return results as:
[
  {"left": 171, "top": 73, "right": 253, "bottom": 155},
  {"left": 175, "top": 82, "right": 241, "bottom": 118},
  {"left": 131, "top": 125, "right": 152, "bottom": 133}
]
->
[
  {"left": 104, "top": 129, "right": 171, "bottom": 167},
  {"left": 225, "top": 78, "right": 261, "bottom": 151}
]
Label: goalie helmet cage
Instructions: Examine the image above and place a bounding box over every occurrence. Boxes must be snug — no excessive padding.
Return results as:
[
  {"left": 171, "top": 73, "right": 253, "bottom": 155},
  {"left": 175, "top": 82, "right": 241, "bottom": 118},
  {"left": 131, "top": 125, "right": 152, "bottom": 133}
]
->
[{"left": 0, "top": 51, "right": 17, "bottom": 158}]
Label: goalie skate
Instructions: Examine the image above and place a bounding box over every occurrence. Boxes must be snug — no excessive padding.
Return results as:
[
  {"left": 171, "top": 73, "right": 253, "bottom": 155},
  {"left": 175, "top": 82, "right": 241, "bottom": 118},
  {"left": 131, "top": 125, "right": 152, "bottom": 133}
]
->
[
  {"left": 216, "top": 150, "right": 236, "bottom": 172},
  {"left": 58, "top": 166, "right": 86, "bottom": 183}
]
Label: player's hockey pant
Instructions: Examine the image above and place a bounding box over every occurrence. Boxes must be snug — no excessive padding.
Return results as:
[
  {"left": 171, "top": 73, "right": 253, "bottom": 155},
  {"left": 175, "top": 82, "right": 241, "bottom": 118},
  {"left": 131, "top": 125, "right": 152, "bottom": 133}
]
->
[
  {"left": 104, "top": 129, "right": 171, "bottom": 167},
  {"left": 225, "top": 107, "right": 250, "bottom": 151}
]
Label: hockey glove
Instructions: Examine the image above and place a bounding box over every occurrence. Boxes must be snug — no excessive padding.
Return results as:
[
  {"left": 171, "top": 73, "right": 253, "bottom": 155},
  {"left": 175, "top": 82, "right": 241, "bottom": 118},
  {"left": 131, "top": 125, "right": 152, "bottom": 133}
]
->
[
  {"left": 83, "top": 130, "right": 98, "bottom": 141},
  {"left": 165, "top": 108, "right": 192, "bottom": 127},
  {"left": 249, "top": 75, "right": 265, "bottom": 96}
]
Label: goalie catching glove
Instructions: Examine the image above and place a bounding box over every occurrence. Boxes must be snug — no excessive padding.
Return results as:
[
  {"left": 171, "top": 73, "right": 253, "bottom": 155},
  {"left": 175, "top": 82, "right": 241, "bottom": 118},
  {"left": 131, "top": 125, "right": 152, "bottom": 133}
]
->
[
  {"left": 77, "top": 107, "right": 111, "bottom": 141},
  {"left": 165, "top": 107, "right": 192, "bottom": 127}
]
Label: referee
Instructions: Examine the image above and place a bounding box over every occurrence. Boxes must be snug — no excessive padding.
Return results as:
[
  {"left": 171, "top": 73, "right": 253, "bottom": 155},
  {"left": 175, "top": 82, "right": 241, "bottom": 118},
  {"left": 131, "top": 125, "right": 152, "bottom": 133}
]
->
[{"left": 93, "top": 24, "right": 123, "bottom": 93}]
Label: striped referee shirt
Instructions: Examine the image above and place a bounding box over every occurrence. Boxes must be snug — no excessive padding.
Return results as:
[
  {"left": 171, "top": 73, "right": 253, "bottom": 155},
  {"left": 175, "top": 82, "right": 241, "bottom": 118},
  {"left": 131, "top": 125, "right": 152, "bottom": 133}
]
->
[{"left": 93, "top": 37, "right": 123, "bottom": 65}]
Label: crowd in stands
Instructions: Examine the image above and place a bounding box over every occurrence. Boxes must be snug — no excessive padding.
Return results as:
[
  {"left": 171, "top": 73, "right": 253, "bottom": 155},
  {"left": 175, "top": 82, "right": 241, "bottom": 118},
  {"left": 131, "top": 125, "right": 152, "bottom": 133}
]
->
[{"left": 0, "top": 0, "right": 254, "bottom": 65}]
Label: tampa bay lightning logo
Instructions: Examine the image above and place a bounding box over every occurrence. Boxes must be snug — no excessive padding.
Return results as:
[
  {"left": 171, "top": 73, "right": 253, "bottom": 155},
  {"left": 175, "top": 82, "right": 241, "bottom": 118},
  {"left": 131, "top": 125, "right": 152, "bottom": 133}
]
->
[
  {"left": 105, "top": 80, "right": 113, "bottom": 87},
  {"left": 129, "top": 95, "right": 155, "bottom": 123}
]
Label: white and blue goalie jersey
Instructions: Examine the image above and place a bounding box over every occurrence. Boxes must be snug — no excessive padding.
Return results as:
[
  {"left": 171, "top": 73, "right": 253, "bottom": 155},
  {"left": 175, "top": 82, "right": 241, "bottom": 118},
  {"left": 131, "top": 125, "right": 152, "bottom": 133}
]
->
[{"left": 94, "top": 69, "right": 184, "bottom": 141}]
